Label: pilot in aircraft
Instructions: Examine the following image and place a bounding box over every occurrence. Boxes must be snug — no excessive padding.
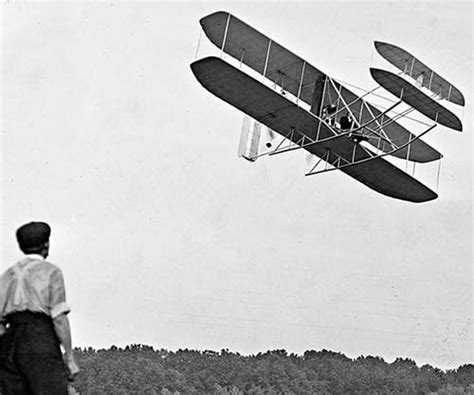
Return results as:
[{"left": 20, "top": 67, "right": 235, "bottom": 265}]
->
[
  {"left": 340, "top": 113, "right": 367, "bottom": 143},
  {"left": 340, "top": 114, "right": 353, "bottom": 130},
  {"left": 322, "top": 104, "right": 337, "bottom": 127},
  {"left": 322, "top": 104, "right": 337, "bottom": 117}
]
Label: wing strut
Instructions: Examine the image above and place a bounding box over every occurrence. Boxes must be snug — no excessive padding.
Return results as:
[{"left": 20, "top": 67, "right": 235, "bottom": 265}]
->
[{"left": 220, "top": 13, "right": 231, "bottom": 56}]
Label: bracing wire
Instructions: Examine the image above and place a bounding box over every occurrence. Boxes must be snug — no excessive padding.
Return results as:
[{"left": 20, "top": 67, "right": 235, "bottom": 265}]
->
[
  {"left": 366, "top": 101, "right": 433, "bottom": 127},
  {"left": 333, "top": 78, "right": 396, "bottom": 103},
  {"left": 194, "top": 28, "right": 203, "bottom": 60},
  {"left": 436, "top": 159, "right": 442, "bottom": 193}
]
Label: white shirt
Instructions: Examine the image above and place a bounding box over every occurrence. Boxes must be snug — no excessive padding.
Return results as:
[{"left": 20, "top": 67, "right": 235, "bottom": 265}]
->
[{"left": 0, "top": 254, "right": 70, "bottom": 321}]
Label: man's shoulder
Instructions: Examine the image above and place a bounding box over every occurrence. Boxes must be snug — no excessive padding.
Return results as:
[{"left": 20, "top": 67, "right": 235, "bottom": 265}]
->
[
  {"left": 1, "top": 265, "right": 16, "bottom": 279},
  {"left": 1, "top": 259, "right": 62, "bottom": 280},
  {"left": 39, "top": 260, "right": 63, "bottom": 274}
]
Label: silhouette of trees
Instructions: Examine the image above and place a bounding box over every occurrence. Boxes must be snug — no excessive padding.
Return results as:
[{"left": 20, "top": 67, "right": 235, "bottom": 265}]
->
[{"left": 67, "top": 346, "right": 474, "bottom": 394}]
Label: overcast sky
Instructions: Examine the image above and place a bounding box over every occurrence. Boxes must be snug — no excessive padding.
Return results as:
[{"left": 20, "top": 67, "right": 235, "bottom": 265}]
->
[{"left": 1, "top": 1, "right": 472, "bottom": 370}]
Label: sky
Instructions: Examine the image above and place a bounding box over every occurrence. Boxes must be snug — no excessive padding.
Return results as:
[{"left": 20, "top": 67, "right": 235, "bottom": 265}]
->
[{"left": 1, "top": 1, "right": 472, "bottom": 370}]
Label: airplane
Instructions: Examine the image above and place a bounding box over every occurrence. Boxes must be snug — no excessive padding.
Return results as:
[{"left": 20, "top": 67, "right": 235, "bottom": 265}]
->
[{"left": 190, "top": 11, "right": 465, "bottom": 203}]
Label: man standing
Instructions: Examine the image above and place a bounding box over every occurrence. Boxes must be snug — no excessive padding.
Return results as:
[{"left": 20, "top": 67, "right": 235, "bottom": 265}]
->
[{"left": 0, "top": 221, "right": 79, "bottom": 394}]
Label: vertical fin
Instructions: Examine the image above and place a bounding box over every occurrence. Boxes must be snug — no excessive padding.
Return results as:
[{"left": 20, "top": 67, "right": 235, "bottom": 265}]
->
[
  {"left": 238, "top": 116, "right": 278, "bottom": 161},
  {"left": 238, "top": 116, "right": 261, "bottom": 161},
  {"left": 237, "top": 116, "right": 251, "bottom": 158}
]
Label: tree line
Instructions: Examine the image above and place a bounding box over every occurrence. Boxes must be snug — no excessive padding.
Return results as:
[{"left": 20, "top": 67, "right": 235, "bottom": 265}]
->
[{"left": 69, "top": 345, "right": 474, "bottom": 394}]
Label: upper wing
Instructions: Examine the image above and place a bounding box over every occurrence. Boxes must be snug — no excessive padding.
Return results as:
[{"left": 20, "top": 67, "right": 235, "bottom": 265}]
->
[
  {"left": 191, "top": 56, "right": 438, "bottom": 203},
  {"left": 199, "top": 11, "right": 442, "bottom": 163},
  {"left": 374, "top": 41, "right": 465, "bottom": 106},
  {"left": 200, "top": 11, "right": 324, "bottom": 105}
]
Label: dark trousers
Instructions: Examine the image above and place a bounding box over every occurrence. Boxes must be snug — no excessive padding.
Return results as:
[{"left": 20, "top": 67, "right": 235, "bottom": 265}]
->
[{"left": 0, "top": 311, "right": 68, "bottom": 395}]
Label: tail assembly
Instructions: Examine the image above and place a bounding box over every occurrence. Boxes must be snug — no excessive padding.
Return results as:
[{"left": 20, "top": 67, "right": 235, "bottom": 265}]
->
[{"left": 238, "top": 116, "right": 277, "bottom": 162}]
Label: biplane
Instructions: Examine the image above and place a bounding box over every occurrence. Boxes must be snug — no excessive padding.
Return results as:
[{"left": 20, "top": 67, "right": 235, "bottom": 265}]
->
[{"left": 190, "top": 11, "right": 465, "bottom": 203}]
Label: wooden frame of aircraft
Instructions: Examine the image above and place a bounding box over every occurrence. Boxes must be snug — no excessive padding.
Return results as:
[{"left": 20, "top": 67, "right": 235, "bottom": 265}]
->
[{"left": 190, "top": 11, "right": 465, "bottom": 203}]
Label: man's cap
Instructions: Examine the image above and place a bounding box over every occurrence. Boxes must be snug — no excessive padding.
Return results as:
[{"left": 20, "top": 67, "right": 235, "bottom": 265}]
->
[{"left": 16, "top": 221, "right": 51, "bottom": 249}]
